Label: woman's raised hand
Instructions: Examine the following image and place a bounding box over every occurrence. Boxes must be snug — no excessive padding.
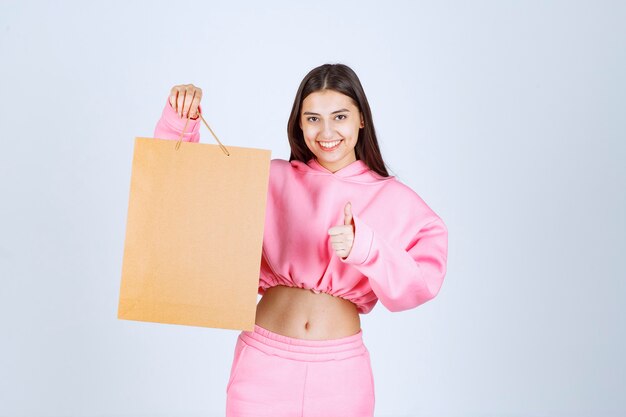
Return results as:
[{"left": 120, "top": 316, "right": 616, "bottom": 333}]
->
[
  {"left": 169, "top": 84, "right": 202, "bottom": 120},
  {"left": 328, "top": 202, "right": 355, "bottom": 260}
]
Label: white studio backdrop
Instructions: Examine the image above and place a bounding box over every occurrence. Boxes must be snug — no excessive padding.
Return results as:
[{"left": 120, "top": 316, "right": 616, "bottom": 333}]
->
[{"left": 1, "top": 1, "right": 624, "bottom": 416}]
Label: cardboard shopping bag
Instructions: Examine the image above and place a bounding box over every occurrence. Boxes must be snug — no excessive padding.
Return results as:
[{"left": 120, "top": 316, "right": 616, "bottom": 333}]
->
[{"left": 118, "top": 129, "right": 271, "bottom": 331}]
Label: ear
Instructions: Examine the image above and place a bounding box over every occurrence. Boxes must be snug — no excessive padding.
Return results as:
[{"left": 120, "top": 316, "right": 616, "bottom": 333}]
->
[{"left": 360, "top": 113, "right": 364, "bottom": 129}]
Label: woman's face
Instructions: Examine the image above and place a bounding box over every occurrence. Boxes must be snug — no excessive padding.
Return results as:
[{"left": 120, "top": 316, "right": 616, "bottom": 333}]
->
[{"left": 299, "top": 89, "right": 364, "bottom": 173}]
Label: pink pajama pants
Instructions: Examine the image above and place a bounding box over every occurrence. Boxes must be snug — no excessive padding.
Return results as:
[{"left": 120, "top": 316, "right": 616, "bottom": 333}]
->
[{"left": 225, "top": 324, "right": 375, "bottom": 417}]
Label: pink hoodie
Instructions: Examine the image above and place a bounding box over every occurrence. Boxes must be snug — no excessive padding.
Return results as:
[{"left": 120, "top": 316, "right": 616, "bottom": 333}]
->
[{"left": 154, "top": 99, "right": 448, "bottom": 314}]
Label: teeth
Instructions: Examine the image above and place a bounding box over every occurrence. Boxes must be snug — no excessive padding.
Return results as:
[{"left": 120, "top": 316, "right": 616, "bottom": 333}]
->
[{"left": 320, "top": 140, "right": 341, "bottom": 148}]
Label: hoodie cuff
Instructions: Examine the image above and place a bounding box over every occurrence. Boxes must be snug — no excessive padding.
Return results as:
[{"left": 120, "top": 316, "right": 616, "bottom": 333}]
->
[
  {"left": 340, "top": 213, "right": 374, "bottom": 265},
  {"left": 160, "top": 97, "right": 202, "bottom": 139}
]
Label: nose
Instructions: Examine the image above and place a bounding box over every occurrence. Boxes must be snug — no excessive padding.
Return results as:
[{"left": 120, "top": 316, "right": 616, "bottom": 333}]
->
[{"left": 322, "top": 120, "right": 334, "bottom": 140}]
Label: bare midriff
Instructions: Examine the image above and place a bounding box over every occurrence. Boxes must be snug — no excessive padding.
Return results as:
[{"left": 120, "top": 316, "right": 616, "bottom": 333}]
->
[{"left": 255, "top": 285, "right": 361, "bottom": 340}]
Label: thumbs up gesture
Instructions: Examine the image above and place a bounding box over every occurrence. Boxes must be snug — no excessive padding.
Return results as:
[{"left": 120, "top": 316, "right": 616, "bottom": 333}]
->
[{"left": 328, "top": 202, "right": 355, "bottom": 260}]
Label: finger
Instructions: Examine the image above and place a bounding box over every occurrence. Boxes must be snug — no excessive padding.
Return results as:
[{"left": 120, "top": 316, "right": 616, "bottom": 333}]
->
[
  {"left": 328, "top": 228, "right": 346, "bottom": 236},
  {"left": 333, "top": 239, "right": 352, "bottom": 250},
  {"left": 169, "top": 90, "right": 179, "bottom": 112},
  {"left": 189, "top": 90, "right": 202, "bottom": 119},
  {"left": 344, "top": 202, "right": 353, "bottom": 226},
  {"left": 328, "top": 226, "right": 341, "bottom": 236},
  {"left": 182, "top": 86, "right": 197, "bottom": 119},
  {"left": 328, "top": 225, "right": 352, "bottom": 236},
  {"left": 331, "top": 234, "right": 353, "bottom": 245},
  {"left": 331, "top": 242, "right": 346, "bottom": 251},
  {"left": 176, "top": 89, "right": 186, "bottom": 118}
]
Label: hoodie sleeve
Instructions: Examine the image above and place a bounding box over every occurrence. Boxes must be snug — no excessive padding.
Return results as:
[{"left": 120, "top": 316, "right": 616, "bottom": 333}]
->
[
  {"left": 340, "top": 213, "right": 448, "bottom": 312},
  {"left": 153, "top": 98, "right": 202, "bottom": 142}
]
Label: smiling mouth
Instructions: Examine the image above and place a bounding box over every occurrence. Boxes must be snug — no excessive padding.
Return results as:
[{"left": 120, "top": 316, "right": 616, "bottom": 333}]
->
[{"left": 318, "top": 139, "right": 343, "bottom": 150}]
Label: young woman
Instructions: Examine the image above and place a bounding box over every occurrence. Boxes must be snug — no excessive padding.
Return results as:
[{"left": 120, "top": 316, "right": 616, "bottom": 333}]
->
[{"left": 154, "top": 63, "right": 448, "bottom": 417}]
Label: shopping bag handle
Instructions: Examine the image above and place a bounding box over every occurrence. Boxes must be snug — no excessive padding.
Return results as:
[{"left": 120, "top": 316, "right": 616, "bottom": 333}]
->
[{"left": 176, "top": 111, "right": 230, "bottom": 156}]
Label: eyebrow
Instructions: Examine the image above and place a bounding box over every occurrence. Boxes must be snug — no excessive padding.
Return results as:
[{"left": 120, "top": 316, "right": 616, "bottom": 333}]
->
[{"left": 302, "top": 109, "right": 351, "bottom": 116}]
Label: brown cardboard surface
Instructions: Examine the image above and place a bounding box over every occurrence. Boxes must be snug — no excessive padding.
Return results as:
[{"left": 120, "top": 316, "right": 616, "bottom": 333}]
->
[{"left": 118, "top": 137, "right": 271, "bottom": 331}]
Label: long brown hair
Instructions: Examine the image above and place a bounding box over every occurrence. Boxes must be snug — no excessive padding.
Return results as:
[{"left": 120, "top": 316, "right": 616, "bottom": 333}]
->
[{"left": 287, "top": 63, "right": 389, "bottom": 177}]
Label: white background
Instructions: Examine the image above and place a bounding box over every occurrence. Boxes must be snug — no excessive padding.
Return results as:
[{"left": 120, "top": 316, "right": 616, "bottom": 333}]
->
[{"left": 1, "top": 1, "right": 624, "bottom": 416}]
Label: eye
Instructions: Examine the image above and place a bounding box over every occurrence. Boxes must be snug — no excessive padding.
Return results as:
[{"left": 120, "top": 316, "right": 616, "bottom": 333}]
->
[
  {"left": 335, "top": 114, "right": 347, "bottom": 121},
  {"left": 306, "top": 116, "right": 319, "bottom": 122}
]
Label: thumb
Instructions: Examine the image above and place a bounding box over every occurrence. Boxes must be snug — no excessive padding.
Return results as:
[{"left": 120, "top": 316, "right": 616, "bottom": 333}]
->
[{"left": 344, "top": 202, "right": 353, "bottom": 226}]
